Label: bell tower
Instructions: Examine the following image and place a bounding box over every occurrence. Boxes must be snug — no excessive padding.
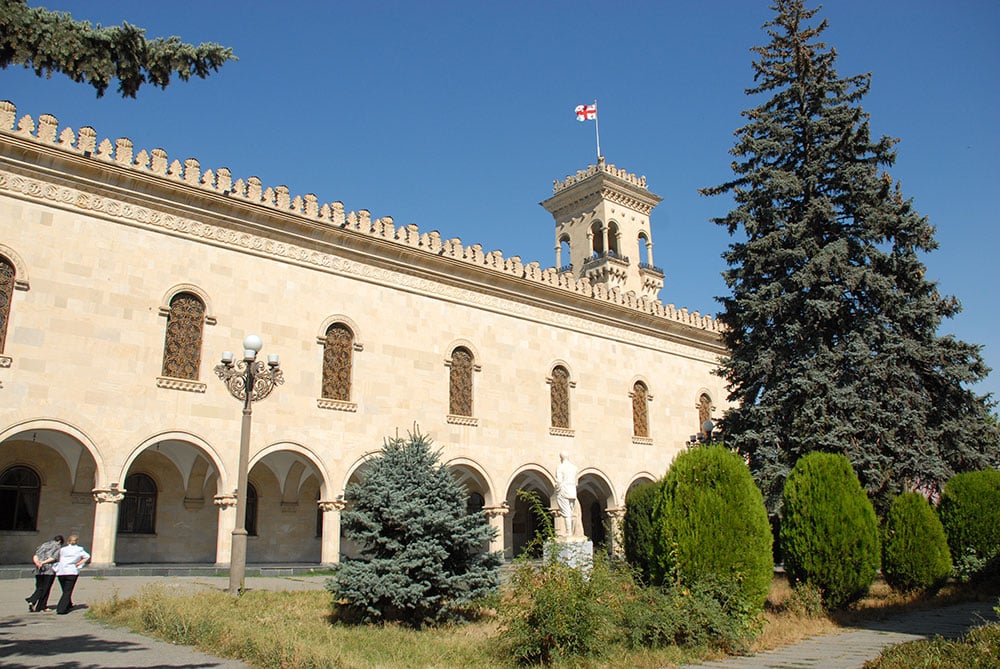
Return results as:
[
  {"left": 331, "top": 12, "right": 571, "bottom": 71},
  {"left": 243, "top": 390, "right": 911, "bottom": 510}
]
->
[{"left": 541, "top": 157, "right": 664, "bottom": 299}]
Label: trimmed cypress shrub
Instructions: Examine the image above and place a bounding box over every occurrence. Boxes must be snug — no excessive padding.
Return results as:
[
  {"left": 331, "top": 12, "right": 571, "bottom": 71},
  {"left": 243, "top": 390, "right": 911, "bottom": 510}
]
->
[
  {"left": 780, "top": 452, "right": 880, "bottom": 609},
  {"left": 881, "top": 491, "right": 952, "bottom": 594},
  {"left": 328, "top": 429, "right": 501, "bottom": 627},
  {"left": 622, "top": 479, "right": 662, "bottom": 583},
  {"left": 652, "top": 445, "right": 773, "bottom": 612},
  {"left": 938, "top": 469, "right": 1000, "bottom": 580}
]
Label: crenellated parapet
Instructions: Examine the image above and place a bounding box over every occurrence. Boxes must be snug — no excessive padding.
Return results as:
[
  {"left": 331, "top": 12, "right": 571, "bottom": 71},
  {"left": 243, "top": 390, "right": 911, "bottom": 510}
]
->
[
  {"left": 552, "top": 155, "right": 648, "bottom": 194},
  {"left": 0, "top": 101, "right": 721, "bottom": 334}
]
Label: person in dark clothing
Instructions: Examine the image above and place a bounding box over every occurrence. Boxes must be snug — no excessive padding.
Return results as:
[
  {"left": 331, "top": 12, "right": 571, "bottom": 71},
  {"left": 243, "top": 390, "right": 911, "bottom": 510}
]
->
[{"left": 25, "top": 534, "right": 63, "bottom": 612}]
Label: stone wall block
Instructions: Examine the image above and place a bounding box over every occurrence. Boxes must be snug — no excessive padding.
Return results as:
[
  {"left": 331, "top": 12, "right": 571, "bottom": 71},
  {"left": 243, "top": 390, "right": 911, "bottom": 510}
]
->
[
  {"left": 115, "top": 138, "right": 134, "bottom": 166},
  {"left": 167, "top": 159, "right": 184, "bottom": 181},
  {"left": 247, "top": 177, "right": 263, "bottom": 202},
  {"left": 15, "top": 114, "right": 35, "bottom": 137},
  {"left": 150, "top": 148, "right": 168, "bottom": 175},
  {"left": 183, "top": 158, "right": 201, "bottom": 185},
  {"left": 0, "top": 100, "right": 16, "bottom": 131},
  {"left": 330, "top": 201, "right": 345, "bottom": 226},
  {"left": 57, "top": 127, "right": 76, "bottom": 147},
  {"left": 276, "top": 185, "right": 290, "bottom": 210},
  {"left": 201, "top": 168, "right": 216, "bottom": 190},
  {"left": 217, "top": 168, "right": 232, "bottom": 194},
  {"left": 37, "top": 114, "right": 59, "bottom": 143}
]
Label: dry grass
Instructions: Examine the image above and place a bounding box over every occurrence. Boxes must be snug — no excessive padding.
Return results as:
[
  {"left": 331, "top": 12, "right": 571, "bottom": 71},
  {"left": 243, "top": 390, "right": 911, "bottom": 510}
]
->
[{"left": 87, "top": 575, "right": 994, "bottom": 668}]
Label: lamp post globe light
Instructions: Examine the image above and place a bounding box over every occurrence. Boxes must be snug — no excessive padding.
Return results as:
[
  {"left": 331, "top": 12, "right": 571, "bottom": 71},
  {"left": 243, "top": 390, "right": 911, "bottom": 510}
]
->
[{"left": 215, "top": 334, "right": 283, "bottom": 594}]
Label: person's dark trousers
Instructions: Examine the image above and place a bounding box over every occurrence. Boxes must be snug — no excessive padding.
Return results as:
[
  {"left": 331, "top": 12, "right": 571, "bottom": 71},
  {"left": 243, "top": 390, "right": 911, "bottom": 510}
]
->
[
  {"left": 55, "top": 575, "right": 78, "bottom": 614},
  {"left": 27, "top": 574, "right": 56, "bottom": 611}
]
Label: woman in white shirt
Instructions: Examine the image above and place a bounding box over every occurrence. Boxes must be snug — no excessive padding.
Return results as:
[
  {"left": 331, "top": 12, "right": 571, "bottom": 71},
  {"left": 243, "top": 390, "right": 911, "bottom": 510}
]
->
[{"left": 53, "top": 533, "right": 90, "bottom": 615}]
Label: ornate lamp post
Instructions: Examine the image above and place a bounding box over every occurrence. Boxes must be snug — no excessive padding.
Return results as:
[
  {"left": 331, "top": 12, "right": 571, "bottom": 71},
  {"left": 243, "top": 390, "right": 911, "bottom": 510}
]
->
[{"left": 215, "top": 334, "right": 283, "bottom": 594}]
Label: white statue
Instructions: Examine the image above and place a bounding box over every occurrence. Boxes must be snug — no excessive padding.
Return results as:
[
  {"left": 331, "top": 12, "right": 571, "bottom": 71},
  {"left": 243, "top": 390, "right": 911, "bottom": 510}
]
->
[{"left": 555, "top": 451, "right": 578, "bottom": 536}]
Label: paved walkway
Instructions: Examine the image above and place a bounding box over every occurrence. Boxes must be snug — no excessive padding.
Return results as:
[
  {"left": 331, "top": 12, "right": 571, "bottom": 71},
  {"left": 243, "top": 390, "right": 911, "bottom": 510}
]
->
[
  {"left": 1, "top": 573, "right": 996, "bottom": 668},
  {"left": 684, "top": 598, "right": 998, "bottom": 669},
  {"left": 0, "top": 573, "right": 328, "bottom": 668}
]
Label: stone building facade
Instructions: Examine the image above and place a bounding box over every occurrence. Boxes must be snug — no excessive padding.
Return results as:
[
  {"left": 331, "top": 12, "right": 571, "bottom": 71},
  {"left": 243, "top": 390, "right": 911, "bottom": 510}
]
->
[{"left": 0, "top": 100, "right": 727, "bottom": 567}]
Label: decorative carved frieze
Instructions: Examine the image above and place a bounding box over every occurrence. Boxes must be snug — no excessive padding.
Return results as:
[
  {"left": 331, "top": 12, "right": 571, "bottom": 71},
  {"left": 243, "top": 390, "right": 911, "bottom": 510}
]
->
[
  {"left": 446, "top": 414, "right": 479, "bottom": 427},
  {"left": 316, "top": 398, "right": 358, "bottom": 412},
  {"left": 155, "top": 376, "right": 208, "bottom": 393}
]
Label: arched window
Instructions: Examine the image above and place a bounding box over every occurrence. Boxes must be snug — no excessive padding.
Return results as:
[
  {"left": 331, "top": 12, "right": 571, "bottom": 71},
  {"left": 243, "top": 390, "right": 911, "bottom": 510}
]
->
[
  {"left": 466, "top": 491, "right": 485, "bottom": 515},
  {"left": 0, "top": 466, "right": 40, "bottom": 531},
  {"left": 246, "top": 483, "right": 258, "bottom": 537},
  {"left": 118, "top": 473, "right": 157, "bottom": 534},
  {"left": 449, "top": 347, "right": 474, "bottom": 417},
  {"left": 632, "top": 381, "right": 649, "bottom": 438},
  {"left": 698, "top": 393, "right": 713, "bottom": 441},
  {"left": 550, "top": 365, "right": 570, "bottom": 429},
  {"left": 589, "top": 222, "right": 605, "bottom": 256},
  {"left": 607, "top": 221, "right": 620, "bottom": 256},
  {"left": 321, "top": 323, "right": 354, "bottom": 401},
  {"left": 638, "top": 232, "right": 651, "bottom": 265},
  {"left": 557, "top": 235, "right": 571, "bottom": 271},
  {"left": 0, "top": 256, "right": 15, "bottom": 354},
  {"left": 161, "top": 292, "right": 205, "bottom": 380}
]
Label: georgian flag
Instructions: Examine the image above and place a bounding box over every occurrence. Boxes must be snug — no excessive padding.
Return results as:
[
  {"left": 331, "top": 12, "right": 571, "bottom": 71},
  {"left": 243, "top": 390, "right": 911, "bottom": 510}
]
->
[{"left": 575, "top": 103, "right": 597, "bottom": 121}]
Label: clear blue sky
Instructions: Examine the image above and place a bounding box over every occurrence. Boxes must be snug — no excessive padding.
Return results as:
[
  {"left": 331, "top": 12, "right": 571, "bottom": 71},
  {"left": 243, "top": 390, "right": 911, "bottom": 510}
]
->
[{"left": 5, "top": 1, "right": 998, "bottom": 402}]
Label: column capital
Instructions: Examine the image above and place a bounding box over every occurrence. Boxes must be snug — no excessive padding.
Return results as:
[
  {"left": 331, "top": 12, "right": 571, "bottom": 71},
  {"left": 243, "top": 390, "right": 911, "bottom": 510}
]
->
[
  {"left": 483, "top": 502, "right": 509, "bottom": 518},
  {"left": 92, "top": 487, "right": 124, "bottom": 504},
  {"left": 318, "top": 498, "right": 347, "bottom": 512},
  {"left": 214, "top": 493, "right": 237, "bottom": 509}
]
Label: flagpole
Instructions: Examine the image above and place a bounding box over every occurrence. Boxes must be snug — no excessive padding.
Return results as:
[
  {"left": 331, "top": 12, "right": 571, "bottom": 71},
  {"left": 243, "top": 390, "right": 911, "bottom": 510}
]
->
[{"left": 593, "top": 99, "right": 601, "bottom": 159}]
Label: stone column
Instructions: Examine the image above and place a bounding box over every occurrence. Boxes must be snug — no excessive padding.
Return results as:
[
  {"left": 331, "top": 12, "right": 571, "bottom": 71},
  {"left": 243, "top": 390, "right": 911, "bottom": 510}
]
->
[
  {"left": 214, "top": 493, "right": 237, "bottom": 566},
  {"left": 484, "top": 503, "right": 509, "bottom": 556},
  {"left": 318, "top": 498, "right": 346, "bottom": 565},
  {"left": 606, "top": 506, "right": 626, "bottom": 558},
  {"left": 90, "top": 487, "right": 123, "bottom": 567}
]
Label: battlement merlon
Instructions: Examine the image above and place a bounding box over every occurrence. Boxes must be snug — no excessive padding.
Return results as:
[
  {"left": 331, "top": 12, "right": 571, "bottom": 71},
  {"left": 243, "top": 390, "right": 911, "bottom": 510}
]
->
[
  {"left": 540, "top": 158, "right": 663, "bottom": 220},
  {"left": 551, "top": 156, "right": 654, "bottom": 194},
  {"left": 0, "top": 101, "right": 721, "bottom": 337}
]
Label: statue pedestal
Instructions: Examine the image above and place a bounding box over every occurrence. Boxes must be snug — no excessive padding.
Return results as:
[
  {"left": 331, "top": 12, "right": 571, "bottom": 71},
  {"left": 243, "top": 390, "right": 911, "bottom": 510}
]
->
[{"left": 545, "top": 537, "right": 593, "bottom": 573}]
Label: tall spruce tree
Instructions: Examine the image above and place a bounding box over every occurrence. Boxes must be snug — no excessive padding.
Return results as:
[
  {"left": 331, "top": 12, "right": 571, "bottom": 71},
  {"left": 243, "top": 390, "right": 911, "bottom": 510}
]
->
[
  {"left": 701, "top": 0, "right": 998, "bottom": 510},
  {"left": 329, "top": 428, "right": 501, "bottom": 627}
]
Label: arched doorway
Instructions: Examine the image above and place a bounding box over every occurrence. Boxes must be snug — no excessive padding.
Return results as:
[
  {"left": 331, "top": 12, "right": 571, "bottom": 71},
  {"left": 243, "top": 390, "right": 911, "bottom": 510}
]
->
[
  {"left": 0, "top": 427, "right": 99, "bottom": 564},
  {"left": 577, "top": 471, "right": 615, "bottom": 554},
  {"left": 116, "top": 438, "right": 222, "bottom": 564},
  {"left": 505, "top": 468, "right": 554, "bottom": 559},
  {"left": 246, "top": 447, "right": 326, "bottom": 564}
]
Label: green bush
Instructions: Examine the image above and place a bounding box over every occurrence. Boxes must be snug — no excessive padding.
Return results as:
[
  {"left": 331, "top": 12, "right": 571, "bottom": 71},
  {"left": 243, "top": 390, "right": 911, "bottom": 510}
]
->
[
  {"left": 493, "top": 555, "right": 759, "bottom": 665},
  {"left": 621, "top": 479, "right": 662, "bottom": 583},
  {"left": 493, "top": 557, "right": 619, "bottom": 665},
  {"left": 619, "top": 577, "right": 759, "bottom": 654},
  {"left": 328, "top": 429, "right": 501, "bottom": 627},
  {"left": 881, "top": 492, "right": 952, "bottom": 594},
  {"left": 780, "top": 452, "right": 880, "bottom": 609},
  {"left": 938, "top": 470, "right": 1000, "bottom": 581},
  {"left": 652, "top": 445, "right": 773, "bottom": 612}
]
